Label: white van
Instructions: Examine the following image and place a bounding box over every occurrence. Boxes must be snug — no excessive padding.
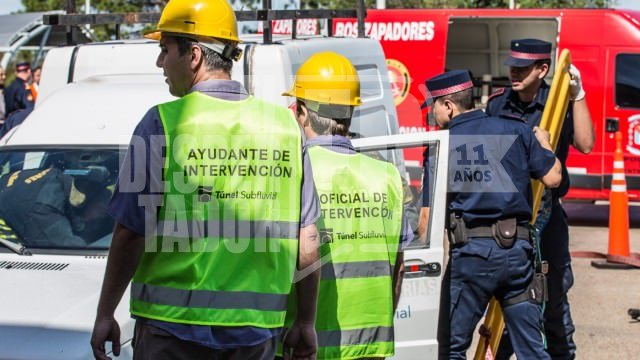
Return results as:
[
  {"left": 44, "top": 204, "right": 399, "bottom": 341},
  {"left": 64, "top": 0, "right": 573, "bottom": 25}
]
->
[{"left": 0, "top": 35, "right": 448, "bottom": 359}]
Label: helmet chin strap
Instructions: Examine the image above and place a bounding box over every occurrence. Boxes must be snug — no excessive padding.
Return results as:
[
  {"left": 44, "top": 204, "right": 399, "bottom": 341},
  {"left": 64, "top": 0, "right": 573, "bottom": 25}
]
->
[
  {"left": 198, "top": 41, "right": 243, "bottom": 62},
  {"left": 169, "top": 33, "right": 243, "bottom": 61}
]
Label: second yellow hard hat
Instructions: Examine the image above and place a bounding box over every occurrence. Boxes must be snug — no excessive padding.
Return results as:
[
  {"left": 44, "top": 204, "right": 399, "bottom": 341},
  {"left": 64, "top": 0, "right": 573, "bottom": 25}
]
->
[{"left": 283, "top": 52, "right": 361, "bottom": 106}]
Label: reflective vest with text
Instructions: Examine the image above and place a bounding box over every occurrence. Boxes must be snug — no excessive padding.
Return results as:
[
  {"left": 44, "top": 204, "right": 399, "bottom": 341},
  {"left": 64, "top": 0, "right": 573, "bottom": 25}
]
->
[
  {"left": 284, "top": 145, "right": 402, "bottom": 359},
  {"left": 131, "top": 92, "right": 302, "bottom": 328}
]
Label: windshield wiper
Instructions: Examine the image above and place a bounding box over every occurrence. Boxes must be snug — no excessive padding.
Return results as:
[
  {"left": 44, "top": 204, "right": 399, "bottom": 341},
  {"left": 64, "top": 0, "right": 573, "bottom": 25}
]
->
[{"left": 0, "top": 237, "right": 32, "bottom": 256}]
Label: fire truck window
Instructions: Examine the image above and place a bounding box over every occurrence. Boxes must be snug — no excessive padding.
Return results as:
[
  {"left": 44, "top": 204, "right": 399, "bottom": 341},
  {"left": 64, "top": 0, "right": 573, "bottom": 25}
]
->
[{"left": 615, "top": 54, "right": 640, "bottom": 109}]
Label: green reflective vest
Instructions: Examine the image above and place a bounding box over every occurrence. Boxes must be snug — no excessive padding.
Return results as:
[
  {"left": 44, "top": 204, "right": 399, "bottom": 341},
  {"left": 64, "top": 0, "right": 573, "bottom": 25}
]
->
[
  {"left": 284, "top": 144, "right": 403, "bottom": 359},
  {"left": 130, "top": 91, "right": 302, "bottom": 328}
]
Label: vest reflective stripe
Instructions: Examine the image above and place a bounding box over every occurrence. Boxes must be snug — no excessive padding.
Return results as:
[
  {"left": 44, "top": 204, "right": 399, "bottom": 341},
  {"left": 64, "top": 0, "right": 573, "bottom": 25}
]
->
[
  {"left": 321, "top": 260, "right": 392, "bottom": 280},
  {"left": 157, "top": 219, "right": 299, "bottom": 239},
  {"left": 317, "top": 326, "right": 394, "bottom": 347},
  {"left": 132, "top": 93, "right": 302, "bottom": 328},
  {"left": 131, "top": 283, "right": 288, "bottom": 311}
]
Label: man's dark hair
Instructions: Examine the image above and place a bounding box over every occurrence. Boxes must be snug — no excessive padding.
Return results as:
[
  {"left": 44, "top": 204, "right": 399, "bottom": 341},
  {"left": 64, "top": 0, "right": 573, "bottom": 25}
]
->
[
  {"left": 534, "top": 59, "right": 552, "bottom": 67},
  {"left": 436, "top": 88, "right": 474, "bottom": 111},
  {"left": 174, "top": 36, "right": 233, "bottom": 75},
  {"left": 297, "top": 99, "right": 352, "bottom": 136}
]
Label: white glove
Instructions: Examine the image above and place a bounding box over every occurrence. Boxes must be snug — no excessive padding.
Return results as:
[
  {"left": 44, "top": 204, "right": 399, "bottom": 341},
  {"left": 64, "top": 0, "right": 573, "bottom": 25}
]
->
[{"left": 569, "top": 64, "right": 585, "bottom": 101}]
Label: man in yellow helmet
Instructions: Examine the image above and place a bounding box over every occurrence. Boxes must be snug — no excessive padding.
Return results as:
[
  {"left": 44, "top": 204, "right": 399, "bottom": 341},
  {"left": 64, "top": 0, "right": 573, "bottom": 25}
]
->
[
  {"left": 279, "top": 52, "right": 412, "bottom": 359},
  {"left": 90, "top": 1, "right": 321, "bottom": 359}
]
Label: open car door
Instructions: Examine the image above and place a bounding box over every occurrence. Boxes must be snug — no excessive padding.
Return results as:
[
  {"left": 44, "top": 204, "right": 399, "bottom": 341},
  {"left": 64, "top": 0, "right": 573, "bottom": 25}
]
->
[{"left": 352, "top": 130, "right": 449, "bottom": 360}]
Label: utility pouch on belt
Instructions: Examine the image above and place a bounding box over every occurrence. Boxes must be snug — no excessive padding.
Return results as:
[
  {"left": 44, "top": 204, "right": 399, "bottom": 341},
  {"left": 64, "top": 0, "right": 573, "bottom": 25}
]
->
[
  {"left": 492, "top": 218, "right": 517, "bottom": 248},
  {"left": 502, "top": 260, "right": 549, "bottom": 307},
  {"left": 527, "top": 273, "right": 547, "bottom": 305},
  {"left": 447, "top": 212, "right": 467, "bottom": 246}
]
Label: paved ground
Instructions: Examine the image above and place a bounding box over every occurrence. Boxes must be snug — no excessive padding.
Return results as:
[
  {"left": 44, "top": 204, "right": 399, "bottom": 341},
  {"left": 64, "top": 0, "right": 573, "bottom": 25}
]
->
[
  {"left": 467, "top": 202, "right": 640, "bottom": 359},
  {"left": 565, "top": 202, "right": 640, "bottom": 359}
]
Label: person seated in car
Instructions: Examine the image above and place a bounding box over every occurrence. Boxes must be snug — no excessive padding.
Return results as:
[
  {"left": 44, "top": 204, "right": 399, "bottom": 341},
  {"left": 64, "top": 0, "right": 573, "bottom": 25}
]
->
[{"left": 0, "top": 167, "right": 111, "bottom": 247}]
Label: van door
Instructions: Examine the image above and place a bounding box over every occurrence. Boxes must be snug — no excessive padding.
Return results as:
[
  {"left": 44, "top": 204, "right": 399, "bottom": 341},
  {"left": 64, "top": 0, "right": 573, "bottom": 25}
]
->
[
  {"left": 604, "top": 50, "right": 640, "bottom": 195},
  {"left": 352, "top": 131, "right": 448, "bottom": 360}
]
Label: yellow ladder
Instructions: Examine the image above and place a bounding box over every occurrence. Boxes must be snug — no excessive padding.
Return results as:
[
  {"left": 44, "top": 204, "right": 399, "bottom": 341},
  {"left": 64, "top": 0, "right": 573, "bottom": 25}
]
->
[{"left": 473, "top": 48, "right": 573, "bottom": 360}]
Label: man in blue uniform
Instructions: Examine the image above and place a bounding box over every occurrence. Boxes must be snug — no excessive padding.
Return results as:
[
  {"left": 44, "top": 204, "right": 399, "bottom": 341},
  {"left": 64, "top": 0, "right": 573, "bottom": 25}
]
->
[
  {"left": 420, "top": 70, "right": 562, "bottom": 359},
  {"left": 486, "top": 39, "right": 595, "bottom": 360},
  {"left": 3, "top": 62, "right": 34, "bottom": 117}
]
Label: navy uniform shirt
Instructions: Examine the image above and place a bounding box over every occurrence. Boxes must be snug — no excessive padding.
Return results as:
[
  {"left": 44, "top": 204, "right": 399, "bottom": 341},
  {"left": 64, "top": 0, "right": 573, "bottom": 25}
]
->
[
  {"left": 3, "top": 77, "right": 34, "bottom": 116},
  {"left": 0, "top": 168, "right": 86, "bottom": 247},
  {"left": 0, "top": 108, "right": 31, "bottom": 138},
  {"left": 108, "top": 79, "right": 320, "bottom": 349},
  {"left": 422, "top": 109, "right": 556, "bottom": 227},
  {"left": 486, "top": 82, "right": 574, "bottom": 200}
]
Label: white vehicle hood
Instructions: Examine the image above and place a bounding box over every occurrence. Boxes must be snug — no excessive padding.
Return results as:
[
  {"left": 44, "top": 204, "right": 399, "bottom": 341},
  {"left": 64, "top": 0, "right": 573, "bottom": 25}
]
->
[{"left": 0, "top": 253, "right": 133, "bottom": 360}]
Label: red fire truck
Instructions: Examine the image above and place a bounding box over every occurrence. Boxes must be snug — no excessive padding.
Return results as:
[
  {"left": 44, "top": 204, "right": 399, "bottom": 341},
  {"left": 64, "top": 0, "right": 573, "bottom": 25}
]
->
[
  {"left": 267, "top": 9, "right": 640, "bottom": 201},
  {"left": 328, "top": 8, "right": 640, "bottom": 201}
]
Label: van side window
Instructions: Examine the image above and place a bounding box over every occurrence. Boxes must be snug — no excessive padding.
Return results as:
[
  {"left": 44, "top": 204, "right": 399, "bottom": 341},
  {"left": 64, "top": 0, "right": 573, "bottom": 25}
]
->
[
  {"left": 615, "top": 54, "right": 640, "bottom": 109},
  {"left": 357, "top": 65, "right": 384, "bottom": 101}
]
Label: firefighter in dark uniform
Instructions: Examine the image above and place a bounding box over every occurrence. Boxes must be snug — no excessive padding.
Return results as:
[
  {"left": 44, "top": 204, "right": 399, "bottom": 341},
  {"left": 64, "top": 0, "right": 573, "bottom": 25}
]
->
[
  {"left": 3, "top": 62, "right": 34, "bottom": 117},
  {"left": 419, "top": 70, "right": 563, "bottom": 359},
  {"left": 486, "top": 39, "right": 595, "bottom": 360},
  {"left": 0, "top": 167, "right": 112, "bottom": 248}
]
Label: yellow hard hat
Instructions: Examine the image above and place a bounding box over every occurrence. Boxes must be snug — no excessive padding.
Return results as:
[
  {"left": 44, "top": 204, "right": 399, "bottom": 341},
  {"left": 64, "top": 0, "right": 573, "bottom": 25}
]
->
[
  {"left": 144, "top": 0, "right": 240, "bottom": 43},
  {"left": 283, "top": 52, "right": 361, "bottom": 106}
]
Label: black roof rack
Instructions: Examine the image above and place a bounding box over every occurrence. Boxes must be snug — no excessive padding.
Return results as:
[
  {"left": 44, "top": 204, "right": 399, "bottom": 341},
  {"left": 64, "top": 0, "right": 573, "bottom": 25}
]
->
[{"left": 44, "top": 0, "right": 366, "bottom": 45}]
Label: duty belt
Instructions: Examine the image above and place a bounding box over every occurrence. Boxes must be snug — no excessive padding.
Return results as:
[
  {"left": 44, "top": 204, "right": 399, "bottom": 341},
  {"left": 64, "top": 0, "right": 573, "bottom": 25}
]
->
[
  {"left": 465, "top": 225, "right": 531, "bottom": 242},
  {"left": 448, "top": 213, "right": 530, "bottom": 248}
]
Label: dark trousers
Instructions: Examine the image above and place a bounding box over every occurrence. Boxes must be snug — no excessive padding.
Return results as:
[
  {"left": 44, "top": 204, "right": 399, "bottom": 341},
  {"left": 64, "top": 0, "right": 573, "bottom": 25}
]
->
[
  {"left": 541, "top": 203, "right": 576, "bottom": 359},
  {"left": 133, "top": 321, "right": 277, "bottom": 360},
  {"left": 437, "top": 239, "right": 549, "bottom": 360},
  {"left": 497, "top": 205, "right": 576, "bottom": 360}
]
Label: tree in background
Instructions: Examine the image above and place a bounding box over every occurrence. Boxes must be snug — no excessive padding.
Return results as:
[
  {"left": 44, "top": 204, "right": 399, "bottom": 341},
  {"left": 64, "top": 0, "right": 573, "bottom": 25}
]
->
[
  {"left": 492, "top": 0, "right": 609, "bottom": 7},
  {"left": 20, "top": 0, "right": 611, "bottom": 30},
  {"left": 301, "top": 0, "right": 610, "bottom": 8},
  {"left": 21, "top": 0, "right": 153, "bottom": 12},
  {"left": 21, "top": 1, "right": 166, "bottom": 39},
  {"left": 21, "top": 0, "right": 66, "bottom": 12},
  {"left": 21, "top": 0, "right": 612, "bottom": 14},
  {"left": 22, "top": 0, "right": 612, "bottom": 12}
]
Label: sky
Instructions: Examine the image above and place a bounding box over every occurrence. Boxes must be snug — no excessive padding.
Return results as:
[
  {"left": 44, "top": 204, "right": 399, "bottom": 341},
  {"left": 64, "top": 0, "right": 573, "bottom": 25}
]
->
[
  {"left": 0, "top": 0, "right": 639, "bottom": 15},
  {"left": 0, "top": 0, "right": 22, "bottom": 15},
  {"left": 617, "top": 0, "right": 640, "bottom": 9}
]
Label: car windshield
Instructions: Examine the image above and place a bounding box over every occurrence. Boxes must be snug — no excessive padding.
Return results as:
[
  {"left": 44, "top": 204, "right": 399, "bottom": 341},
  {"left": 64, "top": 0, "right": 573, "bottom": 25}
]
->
[{"left": 0, "top": 148, "right": 123, "bottom": 250}]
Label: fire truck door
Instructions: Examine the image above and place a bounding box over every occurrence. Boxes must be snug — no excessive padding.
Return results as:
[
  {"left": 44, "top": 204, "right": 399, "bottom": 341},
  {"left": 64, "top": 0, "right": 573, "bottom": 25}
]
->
[{"left": 605, "top": 49, "right": 640, "bottom": 196}]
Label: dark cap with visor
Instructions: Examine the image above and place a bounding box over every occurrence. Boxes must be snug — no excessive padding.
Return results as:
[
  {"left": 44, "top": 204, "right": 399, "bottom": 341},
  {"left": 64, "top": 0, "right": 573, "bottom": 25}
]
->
[
  {"left": 421, "top": 70, "right": 473, "bottom": 109},
  {"left": 15, "top": 62, "right": 30, "bottom": 72},
  {"left": 503, "top": 38, "right": 552, "bottom": 67}
]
